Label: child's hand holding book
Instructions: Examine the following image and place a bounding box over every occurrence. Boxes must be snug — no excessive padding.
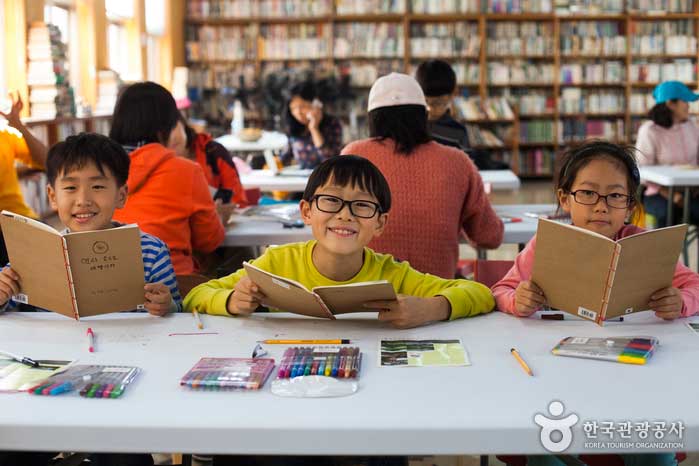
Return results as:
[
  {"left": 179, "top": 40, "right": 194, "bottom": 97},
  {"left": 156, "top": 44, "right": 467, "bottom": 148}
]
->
[
  {"left": 0, "top": 267, "right": 20, "bottom": 307},
  {"left": 143, "top": 283, "right": 174, "bottom": 317},
  {"left": 648, "top": 286, "right": 682, "bottom": 321},
  {"left": 227, "top": 276, "right": 266, "bottom": 316},
  {"left": 514, "top": 280, "right": 546, "bottom": 317},
  {"left": 365, "top": 295, "right": 450, "bottom": 329}
]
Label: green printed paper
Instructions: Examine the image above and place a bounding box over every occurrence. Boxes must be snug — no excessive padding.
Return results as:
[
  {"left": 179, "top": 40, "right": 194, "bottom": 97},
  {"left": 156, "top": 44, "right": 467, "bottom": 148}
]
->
[
  {"left": 0, "top": 359, "right": 70, "bottom": 392},
  {"left": 379, "top": 339, "right": 470, "bottom": 367}
]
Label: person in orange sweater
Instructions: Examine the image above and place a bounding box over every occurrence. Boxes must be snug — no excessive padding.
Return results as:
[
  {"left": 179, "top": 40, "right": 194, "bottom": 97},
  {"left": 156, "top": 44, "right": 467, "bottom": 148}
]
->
[
  {"left": 110, "top": 82, "right": 224, "bottom": 275},
  {"left": 341, "top": 73, "right": 503, "bottom": 279}
]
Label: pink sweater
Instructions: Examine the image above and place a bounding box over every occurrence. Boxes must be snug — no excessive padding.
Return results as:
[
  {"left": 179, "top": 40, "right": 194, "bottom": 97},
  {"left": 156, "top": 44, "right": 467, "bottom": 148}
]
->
[
  {"left": 635, "top": 120, "right": 699, "bottom": 195},
  {"left": 341, "top": 139, "right": 504, "bottom": 278},
  {"left": 492, "top": 224, "right": 699, "bottom": 317}
]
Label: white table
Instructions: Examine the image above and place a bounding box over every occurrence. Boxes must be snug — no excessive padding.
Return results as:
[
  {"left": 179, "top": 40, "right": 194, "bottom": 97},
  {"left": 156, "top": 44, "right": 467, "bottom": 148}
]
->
[
  {"left": 639, "top": 165, "right": 699, "bottom": 225},
  {"left": 224, "top": 204, "right": 555, "bottom": 249},
  {"left": 215, "top": 131, "right": 288, "bottom": 154},
  {"left": 240, "top": 169, "right": 521, "bottom": 193},
  {"left": 216, "top": 131, "right": 288, "bottom": 176},
  {"left": 494, "top": 203, "right": 559, "bottom": 246},
  {"left": 0, "top": 312, "right": 697, "bottom": 455}
]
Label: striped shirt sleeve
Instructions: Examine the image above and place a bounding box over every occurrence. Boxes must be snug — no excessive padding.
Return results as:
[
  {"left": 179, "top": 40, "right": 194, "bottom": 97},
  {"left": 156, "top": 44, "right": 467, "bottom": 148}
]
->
[{"left": 140, "top": 232, "right": 183, "bottom": 312}]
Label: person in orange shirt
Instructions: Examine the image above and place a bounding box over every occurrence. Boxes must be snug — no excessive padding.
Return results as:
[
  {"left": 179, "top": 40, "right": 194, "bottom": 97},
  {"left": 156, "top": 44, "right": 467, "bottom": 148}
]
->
[
  {"left": 0, "top": 91, "right": 48, "bottom": 263},
  {"left": 110, "top": 82, "right": 224, "bottom": 275}
]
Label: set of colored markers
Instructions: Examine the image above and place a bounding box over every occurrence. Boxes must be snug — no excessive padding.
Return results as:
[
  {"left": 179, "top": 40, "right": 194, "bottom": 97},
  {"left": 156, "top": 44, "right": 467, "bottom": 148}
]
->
[
  {"left": 277, "top": 347, "right": 361, "bottom": 379},
  {"left": 29, "top": 365, "right": 141, "bottom": 398}
]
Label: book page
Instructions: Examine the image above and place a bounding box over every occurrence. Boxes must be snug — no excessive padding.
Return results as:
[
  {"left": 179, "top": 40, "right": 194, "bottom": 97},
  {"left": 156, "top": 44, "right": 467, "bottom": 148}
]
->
[
  {"left": 243, "top": 262, "right": 333, "bottom": 319},
  {"left": 531, "top": 218, "right": 617, "bottom": 322},
  {"left": 605, "top": 224, "right": 687, "bottom": 319},
  {"left": 313, "top": 281, "right": 397, "bottom": 314},
  {"left": 65, "top": 226, "right": 145, "bottom": 317},
  {"left": 0, "top": 212, "right": 75, "bottom": 318}
]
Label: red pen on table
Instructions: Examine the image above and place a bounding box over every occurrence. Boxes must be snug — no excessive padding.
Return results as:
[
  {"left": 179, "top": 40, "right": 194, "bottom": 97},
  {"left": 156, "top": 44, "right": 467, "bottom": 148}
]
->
[{"left": 87, "top": 328, "right": 95, "bottom": 353}]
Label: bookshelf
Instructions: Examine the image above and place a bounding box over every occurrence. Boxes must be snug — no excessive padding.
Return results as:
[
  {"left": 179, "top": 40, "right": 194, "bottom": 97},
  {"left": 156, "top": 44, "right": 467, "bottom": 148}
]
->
[{"left": 185, "top": 0, "right": 699, "bottom": 177}]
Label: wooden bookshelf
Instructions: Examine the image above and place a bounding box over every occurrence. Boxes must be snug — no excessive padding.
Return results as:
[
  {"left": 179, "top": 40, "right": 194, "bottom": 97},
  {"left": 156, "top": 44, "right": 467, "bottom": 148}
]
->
[{"left": 185, "top": 0, "right": 699, "bottom": 177}]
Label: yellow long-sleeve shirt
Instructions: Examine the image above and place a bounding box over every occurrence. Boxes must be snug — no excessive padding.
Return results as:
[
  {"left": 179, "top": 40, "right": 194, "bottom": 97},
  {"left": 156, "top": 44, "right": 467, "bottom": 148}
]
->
[{"left": 184, "top": 241, "right": 495, "bottom": 320}]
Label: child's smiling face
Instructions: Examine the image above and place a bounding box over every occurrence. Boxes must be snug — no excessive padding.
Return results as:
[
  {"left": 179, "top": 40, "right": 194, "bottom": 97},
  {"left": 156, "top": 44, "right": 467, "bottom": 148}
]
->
[
  {"left": 558, "top": 158, "right": 634, "bottom": 239},
  {"left": 47, "top": 161, "right": 127, "bottom": 232},
  {"left": 300, "top": 179, "right": 387, "bottom": 259}
]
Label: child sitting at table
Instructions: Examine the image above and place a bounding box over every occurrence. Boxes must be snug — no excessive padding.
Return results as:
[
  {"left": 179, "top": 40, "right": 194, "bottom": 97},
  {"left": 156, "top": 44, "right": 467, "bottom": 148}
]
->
[
  {"left": 0, "top": 133, "right": 182, "bottom": 315},
  {"left": 492, "top": 140, "right": 697, "bottom": 466},
  {"left": 492, "top": 140, "right": 699, "bottom": 320},
  {"left": 184, "top": 155, "right": 495, "bottom": 328}
]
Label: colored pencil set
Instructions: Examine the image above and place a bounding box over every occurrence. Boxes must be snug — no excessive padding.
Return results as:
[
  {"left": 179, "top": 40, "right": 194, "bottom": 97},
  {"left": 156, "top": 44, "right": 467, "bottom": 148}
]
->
[
  {"left": 552, "top": 336, "right": 659, "bottom": 365},
  {"left": 180, "top": 357, "right": 275, "bottom": 390},
  {"left": 28, "top": 365, "right": 141, "bottom": 398},
  {"left": 277, "top": 346, "right": 361, "bottom": 379}
]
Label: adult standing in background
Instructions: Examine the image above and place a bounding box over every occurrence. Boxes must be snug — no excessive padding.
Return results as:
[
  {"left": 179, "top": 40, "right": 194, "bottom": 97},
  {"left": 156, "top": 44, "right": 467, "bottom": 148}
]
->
[
  {"left": 281, "top": 81, "right": 342, "bottom": 169},
  {"left": 341, "top": 73, "right": 503, "bottom": 279},
  {"left": 636, "top": 80, "right": 699, "bottom": 227}
]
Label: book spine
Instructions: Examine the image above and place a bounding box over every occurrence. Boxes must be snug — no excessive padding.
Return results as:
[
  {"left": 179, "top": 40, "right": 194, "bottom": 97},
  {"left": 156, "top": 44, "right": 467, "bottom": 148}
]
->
[
  {"left": 312, "top": 293, "right": 336, "bottom": 320},
  {"left": 598, "top": 243, "right": 622, "bottom": 325},
  {"left": 61, "top": 237, "right": 80, "bottom": 320}
]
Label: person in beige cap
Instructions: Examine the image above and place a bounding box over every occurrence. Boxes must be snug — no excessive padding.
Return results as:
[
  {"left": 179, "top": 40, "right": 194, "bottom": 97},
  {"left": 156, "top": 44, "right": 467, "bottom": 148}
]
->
[{"left": 341, "top": 72, "right": 503, "bottom": 279}]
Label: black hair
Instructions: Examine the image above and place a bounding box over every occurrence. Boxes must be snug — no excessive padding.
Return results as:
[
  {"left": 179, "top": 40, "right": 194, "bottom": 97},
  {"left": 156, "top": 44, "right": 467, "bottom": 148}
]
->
[
  {"left": 415, "top": 60, "right": 457, "bottom": 97},
  {"left": 302, "top": 155, "right": 392, "bottom": 214},
  {"left": 177, "top": 113, "right": 238, "bottom": 178},
  {"left": 47, "top": 133, "right": 130, "bottom": 187},
  {"left": 109, "top": 81, "right": 179, "bottom": 146},
  {"left": 284, "top": 81, "right": 333, "bottom": 138},
  {"left": 368, "top": 105, "right": 431, "bottom": 155},
  {"left": 648, "top": 101, "right": 675, "bottom": 128},
  {"left": 555, "top": 140, "right": 642, "bottom": 222}
]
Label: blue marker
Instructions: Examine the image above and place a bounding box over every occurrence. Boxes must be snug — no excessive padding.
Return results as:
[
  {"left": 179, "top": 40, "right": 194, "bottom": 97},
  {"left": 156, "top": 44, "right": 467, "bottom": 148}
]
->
[
  {"left": 49, "top": 382, "right": 73, "bottom": 396},
  {"left": 331, "top": 353, "right": 340, "bottom": 377}
]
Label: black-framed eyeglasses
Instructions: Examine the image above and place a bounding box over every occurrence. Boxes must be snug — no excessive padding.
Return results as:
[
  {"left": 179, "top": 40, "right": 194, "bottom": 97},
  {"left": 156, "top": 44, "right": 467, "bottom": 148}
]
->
[
  {"left": 312, "top": 194, "right": 382, "bottom": 219},
  {"left": 570, "top": 190, "right": 633, "bottom": 209}
]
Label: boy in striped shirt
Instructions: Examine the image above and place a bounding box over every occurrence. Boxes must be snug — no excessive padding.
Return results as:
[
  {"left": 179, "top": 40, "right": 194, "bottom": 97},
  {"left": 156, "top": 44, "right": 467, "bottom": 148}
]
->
[{"left": 0, "top": 133, "right": 181, "bottom": 314}]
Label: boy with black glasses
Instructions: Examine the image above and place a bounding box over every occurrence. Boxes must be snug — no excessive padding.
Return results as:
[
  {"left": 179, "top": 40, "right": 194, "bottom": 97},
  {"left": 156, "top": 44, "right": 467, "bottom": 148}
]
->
[{"left": 184, "top": 155, "right": 495, "bottom": 328}]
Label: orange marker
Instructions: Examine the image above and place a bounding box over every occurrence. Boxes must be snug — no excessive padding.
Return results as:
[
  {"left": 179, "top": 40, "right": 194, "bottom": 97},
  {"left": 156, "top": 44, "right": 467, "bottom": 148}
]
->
[{"left": 510, "top": 348, "right": 533, "bottom": 376}]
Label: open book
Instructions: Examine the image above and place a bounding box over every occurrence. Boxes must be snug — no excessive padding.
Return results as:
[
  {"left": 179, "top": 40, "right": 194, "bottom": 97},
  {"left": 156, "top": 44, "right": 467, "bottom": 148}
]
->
[
  {"left": 0, "top": 210, "right": 146, "bottom": 320},
  {"left": 531, "top": 218, "right": 687, "bottom": 325},
  {"left": 243, "top": 262, "right": 397, "bottom": 319}
]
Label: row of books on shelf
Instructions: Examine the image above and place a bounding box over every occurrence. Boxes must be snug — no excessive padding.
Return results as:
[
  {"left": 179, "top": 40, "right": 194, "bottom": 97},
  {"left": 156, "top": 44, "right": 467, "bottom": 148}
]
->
[
  {"left": 559, "top": 89, "right": 625, "bottom": 114},
  {"left": 465, "top": 124, "right": 507, "bottom": 147},
  {"left": 560, "top": 37, "right": 627, "bottom": 57},
  {"left": 187, "top": 0, "right": 332, "bottom": 17},
  {"left": 520, "top": 120, "right": 555, "bottom": 143},
  {"left": 187, "top": 0, "right": 695, "bottom": 16},
  {"left": 559, "top": 118, "right": 625, "bottom": 142},
  {"left": 188, "top": 64, "right": 257, "bottom": 89},
  {"left": 454, "top": 96, "right": 516, "bottom": 120},
  {"left": 631, "top": 36, "right": 697, "bottom": 55},
  {"left": 518, "top": 148, "right": 555, "bottom": 176},
  {"left": 560, "top": 62, "right": 624, "bottom": 84},
  {"left": 409, "top": 23, "right": 480, "bottom": 57},
  {"left": 488, "top": 62, "right": 554, "bottom": 85},
  {"left": 334, "top": 24, "right": 404, "bottom": 58},
  {"left": 486, "top": 23, "right": 554, "bottom": 56},
  {"left": 554, "top": 0, "right": 624, "bottom": 12},
  {"left": 411, "top": 0, "right": 480, "bottom": 12},
  {"left": 631, "top": 60, "right": 694, "bottom": 83}
]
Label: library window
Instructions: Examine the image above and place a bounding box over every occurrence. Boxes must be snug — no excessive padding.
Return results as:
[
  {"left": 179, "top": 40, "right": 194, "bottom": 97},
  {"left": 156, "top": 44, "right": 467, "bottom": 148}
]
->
[
  {"left": 146, "top": 0, "right": 165, "bottom": 83},
  {"left": 0, "top": 0, "right": 5, "bottom": 98},
  {"left": 43, "top": 1, "right": 80, "bottom": 102},
  {"left": 106, "top": 0, "right": 134, "bottom": 81}
]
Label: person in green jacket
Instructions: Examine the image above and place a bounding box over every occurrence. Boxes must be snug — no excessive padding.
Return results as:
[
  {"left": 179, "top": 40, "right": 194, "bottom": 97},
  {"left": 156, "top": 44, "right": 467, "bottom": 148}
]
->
[{"left": 184, "top": 155, "right": 494, "bottom": 328}]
